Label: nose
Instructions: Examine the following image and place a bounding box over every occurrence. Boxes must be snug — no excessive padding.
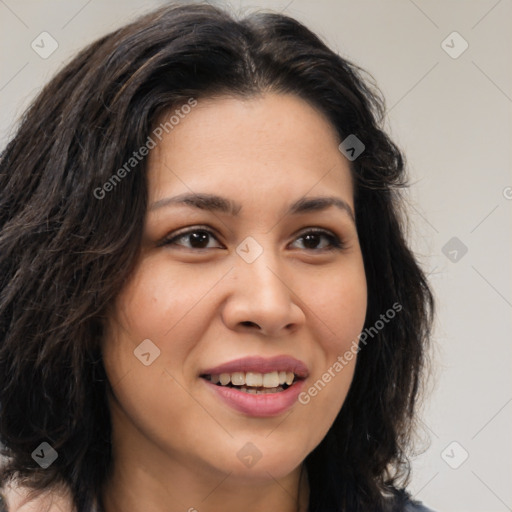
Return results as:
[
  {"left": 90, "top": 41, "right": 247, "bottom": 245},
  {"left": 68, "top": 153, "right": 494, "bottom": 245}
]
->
[{"left": 221, "top": 247, "right": 306, "bottom": 337}]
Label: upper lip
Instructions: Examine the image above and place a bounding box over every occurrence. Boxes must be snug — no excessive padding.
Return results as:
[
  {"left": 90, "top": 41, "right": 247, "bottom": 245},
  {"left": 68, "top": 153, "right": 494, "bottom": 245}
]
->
[{"left": 200, "top": 355, "right": 309, "bottom": 379}]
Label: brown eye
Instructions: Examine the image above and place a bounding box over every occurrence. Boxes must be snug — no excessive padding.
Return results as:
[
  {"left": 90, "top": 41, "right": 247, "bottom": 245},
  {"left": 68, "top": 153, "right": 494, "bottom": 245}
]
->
[
  {"left": 291, "top": 229, "right": 344, "bottom": 251},
  {"left": 160, "top": 228, "right": 223, "bottom": 250},
  {"left": 184, "top": 231, "right": 211, "bottom": 249}
]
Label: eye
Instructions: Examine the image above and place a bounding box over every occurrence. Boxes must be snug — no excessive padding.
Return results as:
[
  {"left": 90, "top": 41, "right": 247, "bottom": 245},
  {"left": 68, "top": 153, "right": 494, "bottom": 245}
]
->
[
  {"left": 289, "top": 229, "right": 345, "bottom": 252},
  {"left": 158, "top": 226, "right": 345, "bottom": 252},
  {"left": 158, "top": 227, "right": 223, "bottom": 250}
]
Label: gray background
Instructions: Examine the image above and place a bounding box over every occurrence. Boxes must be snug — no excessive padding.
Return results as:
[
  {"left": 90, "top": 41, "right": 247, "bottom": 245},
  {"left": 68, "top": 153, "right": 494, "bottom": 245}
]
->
[{"left": 1, "top": 1, "right": 511, "bottom": 511}]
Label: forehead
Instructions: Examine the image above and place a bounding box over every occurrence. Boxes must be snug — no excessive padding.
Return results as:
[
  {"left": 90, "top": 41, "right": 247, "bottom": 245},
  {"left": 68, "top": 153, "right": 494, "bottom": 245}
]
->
[{"left": 146, "top": 93, "right": 354, "bottom": 209}]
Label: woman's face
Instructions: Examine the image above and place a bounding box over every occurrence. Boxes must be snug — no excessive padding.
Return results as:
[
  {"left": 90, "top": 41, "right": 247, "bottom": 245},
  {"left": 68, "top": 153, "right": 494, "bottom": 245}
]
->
[{"left": 102, "top": 93, "right": 367, "bottom": 486}]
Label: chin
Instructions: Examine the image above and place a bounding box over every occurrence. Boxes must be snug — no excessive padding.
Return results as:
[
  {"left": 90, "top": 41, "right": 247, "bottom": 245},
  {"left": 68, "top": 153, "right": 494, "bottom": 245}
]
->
[{"left": 203, "top": 434, "right": 311, "bottom": 482}]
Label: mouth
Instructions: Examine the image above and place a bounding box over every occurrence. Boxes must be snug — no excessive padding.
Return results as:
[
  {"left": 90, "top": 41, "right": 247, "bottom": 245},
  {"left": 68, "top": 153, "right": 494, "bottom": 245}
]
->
[
  {"left": 199, "top": 355, "right": 308, "bottom": 417},
  {"left": 200, "top": 370, "right": 301, "bottom": 394}
]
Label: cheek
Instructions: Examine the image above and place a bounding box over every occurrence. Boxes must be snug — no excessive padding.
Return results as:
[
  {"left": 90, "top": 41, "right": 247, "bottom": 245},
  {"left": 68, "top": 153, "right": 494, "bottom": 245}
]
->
[
  {"left": 101, "top": 262, "right": 222, "bottom": 458},
  {"left": 325, "top": 266, "right": 367, "bottom": 381},
  {"left": 303, "top": 259, "right": 367, "bottom": 348},
  {"left": 100, "top": 258, "right": 217, "bottom": 405},
  {"left": 295, "top": 260, "right": 366, "bottom": 426},
  {"left": 109, "top": 257, "right": 228, "bottom": 357}
]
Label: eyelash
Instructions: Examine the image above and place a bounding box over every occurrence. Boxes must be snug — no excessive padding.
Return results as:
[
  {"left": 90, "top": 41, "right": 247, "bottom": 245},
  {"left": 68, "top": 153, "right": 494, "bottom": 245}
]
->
[{"left": 158, "top": 225, "right": 346, "bottom": 252}]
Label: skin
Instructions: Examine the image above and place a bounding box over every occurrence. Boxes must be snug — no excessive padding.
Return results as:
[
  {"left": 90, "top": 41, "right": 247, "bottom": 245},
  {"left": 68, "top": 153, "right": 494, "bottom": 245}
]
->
[{"left": 101, "top": 93, "right": 367, "bottom": 512}]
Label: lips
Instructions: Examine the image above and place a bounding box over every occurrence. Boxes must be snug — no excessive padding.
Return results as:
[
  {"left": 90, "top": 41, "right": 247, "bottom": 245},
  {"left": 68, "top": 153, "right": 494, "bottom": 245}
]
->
[
  {"left": 200, "top": 355, "right": 309, "bottom": 417},
  {"left": 200, "top": 355, "right": 309, "bottom": 379}
]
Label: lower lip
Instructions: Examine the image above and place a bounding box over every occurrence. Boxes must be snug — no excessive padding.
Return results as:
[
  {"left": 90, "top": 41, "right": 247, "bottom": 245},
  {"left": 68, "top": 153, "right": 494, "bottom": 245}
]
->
[{"left": 202, "top": 378, "right": 305, "bottom": 417}]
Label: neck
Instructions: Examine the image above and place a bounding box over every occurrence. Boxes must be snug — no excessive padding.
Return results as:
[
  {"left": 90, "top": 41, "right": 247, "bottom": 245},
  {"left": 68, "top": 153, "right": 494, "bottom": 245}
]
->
[
  {"left": 102, "top": 462, "right": 309, "bottom": 512},
  {"left": 101, "top": 400, "right": 310, "bottom": 512}
]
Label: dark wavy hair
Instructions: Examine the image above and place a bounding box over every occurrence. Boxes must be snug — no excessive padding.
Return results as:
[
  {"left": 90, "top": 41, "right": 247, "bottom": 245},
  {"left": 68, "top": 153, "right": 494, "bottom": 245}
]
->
[{"left": 0, "top": 3, "right": 434, "bottom": 511}]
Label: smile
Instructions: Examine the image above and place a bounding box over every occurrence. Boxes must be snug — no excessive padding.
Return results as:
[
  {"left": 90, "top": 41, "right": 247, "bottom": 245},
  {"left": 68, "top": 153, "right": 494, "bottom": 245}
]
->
[
  {"left": 200, "top": 355, "right": 308, "bottom": 416},
  {"left": 201, "top": 370, "right": 298, "bottom": 394}
]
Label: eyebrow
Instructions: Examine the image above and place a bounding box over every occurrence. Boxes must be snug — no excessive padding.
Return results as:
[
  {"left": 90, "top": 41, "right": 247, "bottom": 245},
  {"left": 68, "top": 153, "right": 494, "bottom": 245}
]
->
[{"left": 149, "top": 192, "right": 355, "bottom": 223}]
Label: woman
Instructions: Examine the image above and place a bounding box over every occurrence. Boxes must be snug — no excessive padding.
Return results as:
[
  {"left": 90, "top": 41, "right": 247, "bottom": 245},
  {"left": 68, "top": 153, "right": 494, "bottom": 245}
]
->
[{"left": 0, "top": 3, "right": 435, "bottom": 511}]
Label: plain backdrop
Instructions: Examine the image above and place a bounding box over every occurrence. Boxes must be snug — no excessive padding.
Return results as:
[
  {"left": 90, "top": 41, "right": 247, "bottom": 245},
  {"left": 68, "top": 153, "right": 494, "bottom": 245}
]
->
[{"left": 1, "top": 1, "right": 511, "bottom": 511}]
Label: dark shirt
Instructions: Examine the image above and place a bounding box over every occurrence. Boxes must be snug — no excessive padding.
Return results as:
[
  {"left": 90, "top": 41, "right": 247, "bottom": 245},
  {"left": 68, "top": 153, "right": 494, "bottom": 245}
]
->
[{"left": 404, "top": 499, "right": 436, "bottom": 512}]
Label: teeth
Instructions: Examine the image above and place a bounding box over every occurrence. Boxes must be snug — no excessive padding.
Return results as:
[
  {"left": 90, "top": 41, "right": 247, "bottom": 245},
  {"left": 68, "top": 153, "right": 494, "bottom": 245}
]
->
[
  {"left": 262, "top": 371, "right": 279, "bottom": 388},
  {"left": 245, "top": 372, "right": 263, "bottom": 387},
  {"left": 231, "top": 372, "right": 245, "bottom": 386},
  {"left": 207, "top": 371, "right": 296, "bottom": 388},
  {"left": 240, "top": 386, "right": 285, "bottom": 394},
  {"left": 219, "top": 373, "right": 231, "bottom": 386}
]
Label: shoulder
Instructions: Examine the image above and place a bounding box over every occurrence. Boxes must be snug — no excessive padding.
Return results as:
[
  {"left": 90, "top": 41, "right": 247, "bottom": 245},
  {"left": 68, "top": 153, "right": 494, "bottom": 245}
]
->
[{"left": 0, "top": 482, "right": 74, "bottom": 512}]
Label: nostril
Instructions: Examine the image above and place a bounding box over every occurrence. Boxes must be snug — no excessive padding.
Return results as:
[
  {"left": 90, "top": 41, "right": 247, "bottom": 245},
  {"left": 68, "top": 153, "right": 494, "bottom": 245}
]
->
[{"left": 241, "top": 321, "right": 259, "bottom": 328}]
